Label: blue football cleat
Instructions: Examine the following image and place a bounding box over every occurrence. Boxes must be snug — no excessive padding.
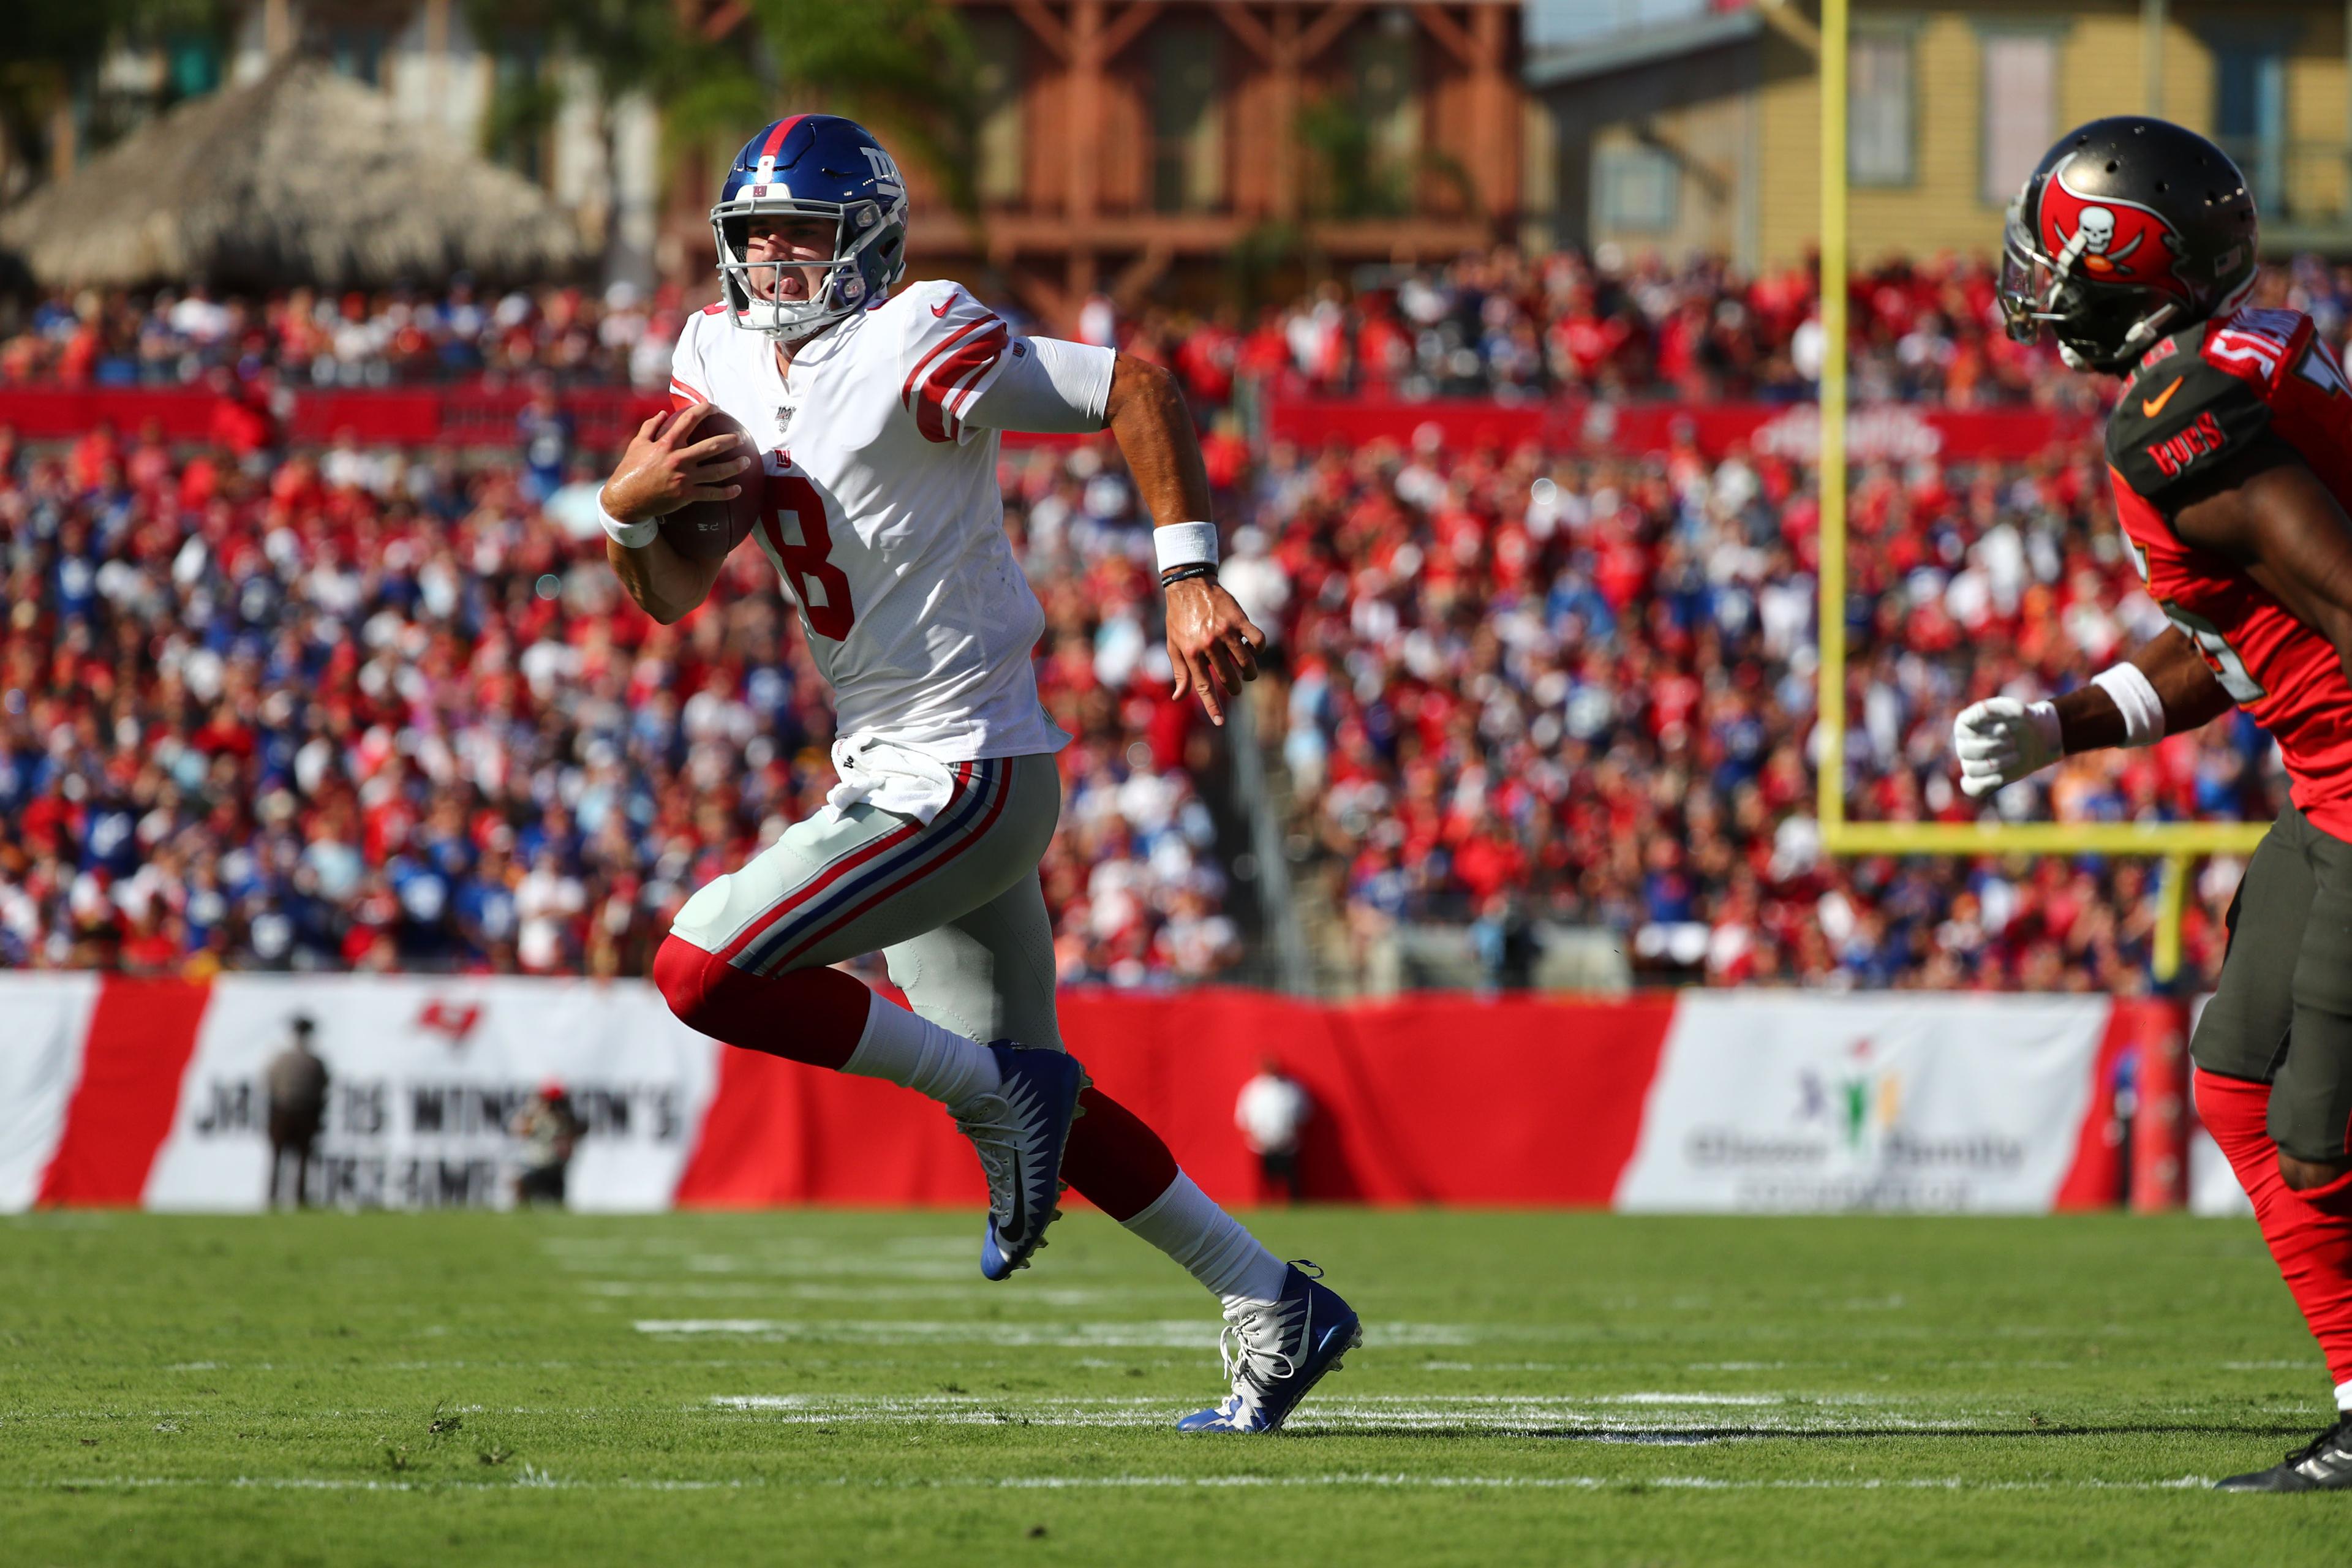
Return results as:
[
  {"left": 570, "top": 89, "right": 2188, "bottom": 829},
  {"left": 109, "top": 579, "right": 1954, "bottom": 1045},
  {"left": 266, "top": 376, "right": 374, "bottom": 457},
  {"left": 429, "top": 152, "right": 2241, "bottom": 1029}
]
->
[
  {"left": 954, "top": 1042, "right": 1086, "bottom": 1281},
  {"left": 1176, "top": 1262, "right": 1362, "bottom": 1433}
]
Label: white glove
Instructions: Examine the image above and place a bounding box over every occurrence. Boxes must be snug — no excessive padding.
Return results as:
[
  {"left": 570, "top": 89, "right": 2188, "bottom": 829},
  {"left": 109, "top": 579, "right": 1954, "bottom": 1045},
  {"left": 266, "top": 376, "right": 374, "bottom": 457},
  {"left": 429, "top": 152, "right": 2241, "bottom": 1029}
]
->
[{"left": 1953, "top": 697, "right": 2064, "bottom": 799}]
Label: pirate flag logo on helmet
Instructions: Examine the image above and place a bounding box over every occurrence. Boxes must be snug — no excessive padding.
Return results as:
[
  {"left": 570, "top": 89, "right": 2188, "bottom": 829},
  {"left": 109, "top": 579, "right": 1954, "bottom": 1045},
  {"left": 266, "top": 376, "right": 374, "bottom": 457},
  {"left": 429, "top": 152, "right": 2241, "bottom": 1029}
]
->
[{"left": 2039, "top": 156, "right": 2193, "bottom": 303}]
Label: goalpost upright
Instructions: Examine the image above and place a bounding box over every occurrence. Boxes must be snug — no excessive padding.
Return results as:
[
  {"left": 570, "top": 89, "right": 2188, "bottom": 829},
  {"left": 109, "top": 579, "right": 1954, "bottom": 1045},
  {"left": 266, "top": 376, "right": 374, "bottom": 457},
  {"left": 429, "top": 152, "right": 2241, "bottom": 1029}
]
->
[{"left": 1809, "top": 0, "right": 2267, "bottom": 981}]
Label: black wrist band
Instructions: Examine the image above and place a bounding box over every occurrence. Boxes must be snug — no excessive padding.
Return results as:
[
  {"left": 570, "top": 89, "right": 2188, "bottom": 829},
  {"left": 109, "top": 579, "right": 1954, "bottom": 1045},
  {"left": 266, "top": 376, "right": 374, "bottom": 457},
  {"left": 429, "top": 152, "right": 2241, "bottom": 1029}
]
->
[{"left": 1160, "top": 564, "right": 1216, "bottom": 587}]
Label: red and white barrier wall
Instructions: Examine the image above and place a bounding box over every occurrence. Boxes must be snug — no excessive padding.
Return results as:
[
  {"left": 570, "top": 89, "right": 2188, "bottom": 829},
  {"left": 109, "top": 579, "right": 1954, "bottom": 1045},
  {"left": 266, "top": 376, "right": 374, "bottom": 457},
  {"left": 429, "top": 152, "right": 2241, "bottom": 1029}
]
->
[{"left": 1, "top": 976, "right": 2218, "bottom": 1215}]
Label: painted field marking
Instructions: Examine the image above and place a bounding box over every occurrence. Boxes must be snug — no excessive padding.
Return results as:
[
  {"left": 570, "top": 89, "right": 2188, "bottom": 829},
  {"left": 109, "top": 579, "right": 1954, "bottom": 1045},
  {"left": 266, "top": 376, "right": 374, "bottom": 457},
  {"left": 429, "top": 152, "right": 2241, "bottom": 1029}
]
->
[
  {"left": 632, "top": 1319, "right": 1475, "bottom": 1348},
  {"left": 15, "top": 1472, "right": 2226, "bottom": 1495},
  {"left": 698, "top": 1391, "right": 1969, "bottom": 1437}
]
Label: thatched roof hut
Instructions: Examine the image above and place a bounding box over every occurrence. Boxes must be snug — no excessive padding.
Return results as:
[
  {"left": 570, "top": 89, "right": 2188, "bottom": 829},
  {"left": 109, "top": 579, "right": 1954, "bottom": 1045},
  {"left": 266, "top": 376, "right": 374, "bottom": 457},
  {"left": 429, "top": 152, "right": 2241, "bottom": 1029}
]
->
[{"left": 0, "top": 59, "right": 590, "bottom": 290}]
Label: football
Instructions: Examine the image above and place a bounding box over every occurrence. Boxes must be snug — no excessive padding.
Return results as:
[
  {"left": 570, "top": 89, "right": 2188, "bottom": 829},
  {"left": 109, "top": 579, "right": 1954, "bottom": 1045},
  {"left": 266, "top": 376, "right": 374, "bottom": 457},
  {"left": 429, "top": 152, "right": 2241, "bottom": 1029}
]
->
[{"left": 660, "top": 405, "right": 763, "bottom": 562}]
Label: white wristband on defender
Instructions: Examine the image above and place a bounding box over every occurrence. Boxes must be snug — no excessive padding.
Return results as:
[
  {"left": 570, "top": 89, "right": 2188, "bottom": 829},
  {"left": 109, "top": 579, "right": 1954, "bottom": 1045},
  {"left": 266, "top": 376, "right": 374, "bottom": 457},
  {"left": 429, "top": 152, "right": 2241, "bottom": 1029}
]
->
[
  {"left": 1153, "top": 521, "right": 1218, "bottom": 575},
  {"left": 2090, "top": 663, "right": 2166, "bottom": 748},
  {"left": 599, "top": 500, "right": 658, "bottom": 550}
]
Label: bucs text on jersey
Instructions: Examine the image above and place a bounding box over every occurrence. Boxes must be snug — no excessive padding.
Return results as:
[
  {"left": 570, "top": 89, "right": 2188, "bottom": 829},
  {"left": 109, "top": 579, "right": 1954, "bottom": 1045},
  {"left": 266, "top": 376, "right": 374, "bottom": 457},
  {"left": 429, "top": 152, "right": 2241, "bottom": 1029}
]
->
[
  {"left": 667, "top": 279, "right": 1071, "bottom": 764},
  {"left": 2106, "top": 307, "right": 2352, "bottom": 838}
]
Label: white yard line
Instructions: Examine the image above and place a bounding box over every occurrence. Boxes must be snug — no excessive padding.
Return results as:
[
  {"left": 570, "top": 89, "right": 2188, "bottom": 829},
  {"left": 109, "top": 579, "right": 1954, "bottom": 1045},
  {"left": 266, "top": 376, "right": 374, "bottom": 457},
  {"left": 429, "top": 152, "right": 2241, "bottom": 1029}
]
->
[
  {"left": 631, "top": 1319, "right": 1476, "bottom": 1348},
  {"left": 15, "top": 1471, "right": 2225, "bottom": 1495},
  {"left": 698, "top": 1391, "right": 1982, "bottom": 1436}
]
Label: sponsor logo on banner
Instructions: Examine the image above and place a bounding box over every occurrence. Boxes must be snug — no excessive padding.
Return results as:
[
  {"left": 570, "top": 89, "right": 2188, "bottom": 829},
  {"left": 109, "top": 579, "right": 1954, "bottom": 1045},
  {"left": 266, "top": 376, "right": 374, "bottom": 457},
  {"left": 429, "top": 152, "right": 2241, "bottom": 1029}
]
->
[
  {"left": 144, "top": 978, "right": 722, "bottom": 1213},
  {"left": 1750, "top": 405, "right": 1945, "bottom": 465},
  {"left": 1617, "top": 995, "right": 2106, "bottom": 1213}
]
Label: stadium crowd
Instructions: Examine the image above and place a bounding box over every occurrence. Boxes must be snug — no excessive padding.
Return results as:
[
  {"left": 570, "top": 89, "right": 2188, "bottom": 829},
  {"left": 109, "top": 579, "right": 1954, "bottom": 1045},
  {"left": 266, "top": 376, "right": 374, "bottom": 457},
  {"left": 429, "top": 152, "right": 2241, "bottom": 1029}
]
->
[
  {"left": 10, "top": 246, "right": 2340, "bottom": 991},
  {"left": 1235, "top": 424, "right": 2277, "bottom": 992},
  {"left": 0, "top": 428, "right": 1237, "bottom": 986},
  {"left": 18, "top": 248, "right": 2352, "bottom": 409}
]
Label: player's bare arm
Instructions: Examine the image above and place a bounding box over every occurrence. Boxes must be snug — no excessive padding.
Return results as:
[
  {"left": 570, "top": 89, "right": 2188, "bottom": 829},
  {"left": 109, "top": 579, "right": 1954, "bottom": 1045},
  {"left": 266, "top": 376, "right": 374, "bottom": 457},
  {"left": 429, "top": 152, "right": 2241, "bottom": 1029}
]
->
[
  {"left": 1954, "top": 628, "right": 2228, "bottom": 798},
  {"left": 601, "top": 402, "right": 752, "bottom": 624},
  {"left": 2169, "top": 436, "right": 2352, "bottom": 680},
  {"left": 2047, "top": 630, "right": 2233, "bottom": 752},
  {"left": 1102, "top": 353, "right": 1265, "bottom": 726}
]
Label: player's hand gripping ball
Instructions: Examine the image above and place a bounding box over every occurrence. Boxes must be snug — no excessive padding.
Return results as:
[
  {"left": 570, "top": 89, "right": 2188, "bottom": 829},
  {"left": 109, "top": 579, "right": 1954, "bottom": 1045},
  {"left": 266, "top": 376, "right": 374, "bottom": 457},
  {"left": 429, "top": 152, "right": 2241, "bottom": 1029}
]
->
[
  {"left": 604, "top": 402, "right": 763, "bottom": 562},
  {"left": 1953, "top": 696, "right": 2063, "bottom": 799}
]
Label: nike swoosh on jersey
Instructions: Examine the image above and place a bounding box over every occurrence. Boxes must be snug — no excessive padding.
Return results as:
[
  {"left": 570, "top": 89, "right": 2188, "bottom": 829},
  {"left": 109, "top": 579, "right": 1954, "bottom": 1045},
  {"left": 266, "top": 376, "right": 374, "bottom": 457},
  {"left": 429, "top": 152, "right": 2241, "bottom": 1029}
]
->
[
  {"left": 2141, "top": 375, "right": 2184, "bottom": 417},
  {"left": 931, "top": 300, "right": 952, "bottom": 317}
]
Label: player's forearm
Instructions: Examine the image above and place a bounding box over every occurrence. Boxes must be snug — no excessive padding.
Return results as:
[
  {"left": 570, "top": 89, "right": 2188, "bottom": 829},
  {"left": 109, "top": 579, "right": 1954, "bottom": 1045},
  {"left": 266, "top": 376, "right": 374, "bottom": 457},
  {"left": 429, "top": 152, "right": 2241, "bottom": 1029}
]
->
[
  {"left": 606, "top": 535, "right": 718, "bottom": 625},
  {"left": 2051, "top": 630, "right": 2229, "bottom": 752},
  {"left": 1104, "top": 355, "right": 1213, "bottom": 529}
]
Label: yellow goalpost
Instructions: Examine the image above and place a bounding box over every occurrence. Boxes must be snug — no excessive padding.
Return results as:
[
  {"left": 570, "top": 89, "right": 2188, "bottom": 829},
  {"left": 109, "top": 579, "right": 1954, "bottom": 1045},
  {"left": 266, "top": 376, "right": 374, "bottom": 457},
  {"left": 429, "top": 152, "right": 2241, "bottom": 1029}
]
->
[{"left": 1811, "top": 0, "right": 2267, "bottom": 981}]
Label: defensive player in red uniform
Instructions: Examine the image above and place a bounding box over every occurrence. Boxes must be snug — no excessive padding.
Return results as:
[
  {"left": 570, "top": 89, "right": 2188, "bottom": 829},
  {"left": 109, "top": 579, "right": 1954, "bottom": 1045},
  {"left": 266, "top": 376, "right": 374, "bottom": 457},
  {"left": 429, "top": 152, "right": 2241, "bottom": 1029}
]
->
[{"left": 1963, "top": 116, "right": 2352, "bottom": 1491}]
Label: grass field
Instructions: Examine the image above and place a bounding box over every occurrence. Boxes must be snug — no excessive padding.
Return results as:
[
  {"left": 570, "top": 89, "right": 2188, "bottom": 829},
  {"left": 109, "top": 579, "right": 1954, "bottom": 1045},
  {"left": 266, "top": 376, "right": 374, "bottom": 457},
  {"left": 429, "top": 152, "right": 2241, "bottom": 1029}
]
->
[{"left": 3, "top": 1208, "right": 2348, "bottom": 1566}]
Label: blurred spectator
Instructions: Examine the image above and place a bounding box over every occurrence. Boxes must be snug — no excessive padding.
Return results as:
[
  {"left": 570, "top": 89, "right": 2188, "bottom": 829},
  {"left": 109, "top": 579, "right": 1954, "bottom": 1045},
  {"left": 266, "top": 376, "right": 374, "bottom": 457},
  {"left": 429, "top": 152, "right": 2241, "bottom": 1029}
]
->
[
  {"left": 510, "top": 1081, "right": 583, "bottom": 1207},
  {"left": 1471, "top": 891, "right": 1542, "bottom": 992},
  {"left": 1235, "top": 1058, "right": 1311, "bottom": 1204},
  {"left": 264, "top": 1014, "right": 328, "bottom": 1208}
]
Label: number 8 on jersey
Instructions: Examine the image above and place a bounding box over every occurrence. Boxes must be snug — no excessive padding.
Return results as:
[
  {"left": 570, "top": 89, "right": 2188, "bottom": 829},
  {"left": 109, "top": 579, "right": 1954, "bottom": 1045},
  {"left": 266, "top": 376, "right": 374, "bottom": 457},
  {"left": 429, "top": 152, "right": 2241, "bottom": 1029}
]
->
[{"left": 761, "top": 470, "right": 856, "bottom": 641}]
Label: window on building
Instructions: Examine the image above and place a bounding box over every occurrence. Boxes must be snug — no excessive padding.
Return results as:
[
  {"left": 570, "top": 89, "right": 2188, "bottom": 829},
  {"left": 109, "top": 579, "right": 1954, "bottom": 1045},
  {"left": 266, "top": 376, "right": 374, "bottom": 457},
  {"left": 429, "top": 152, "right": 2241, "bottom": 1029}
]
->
[
  {"left": 1150, "top": 21, "right": 1223, "bottom": 213},
  {"left": 970, "top": 15, "right": 1025, "bottom": 207},
  {"left": 1847, "top": 32, "right": 1913, "bottom": 187},
  {"left": 2216, "top": 43, "right": 2287, "bottom": 217},
  {"left": 166, "top": 34, "right": 222, "bottom": 100},
  {"left": 329, "top": 24, "right": 390, "bottom": 87},
  {"left": 1979, "top": 32, "right": 2057, "bottom": 206},
  {"left": 1596, "top": 142, "right": 1679, "bottom": 232}
]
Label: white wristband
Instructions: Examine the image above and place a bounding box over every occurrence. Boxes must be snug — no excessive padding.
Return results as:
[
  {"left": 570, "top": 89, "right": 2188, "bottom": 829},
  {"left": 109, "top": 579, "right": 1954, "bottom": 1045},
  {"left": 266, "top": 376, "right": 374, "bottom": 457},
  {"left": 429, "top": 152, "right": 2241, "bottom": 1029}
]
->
[
  {"left": 2090, "top": 663, "right": 2166, "bottom": 748},
  {"left": 599, "top": 499, "right": 658, "bottom": 550},
  {"left": 1153, "top": 521, "right": 1218, "bottom": 575}
]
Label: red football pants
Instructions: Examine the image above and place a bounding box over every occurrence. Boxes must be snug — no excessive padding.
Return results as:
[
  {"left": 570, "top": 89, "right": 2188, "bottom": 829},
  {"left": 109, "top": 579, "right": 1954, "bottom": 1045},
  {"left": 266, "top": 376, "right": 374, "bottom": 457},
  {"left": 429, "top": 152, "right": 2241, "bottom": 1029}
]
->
[{"left": 2198, "top": 1067, "right": 2352, "bottom": 1387}]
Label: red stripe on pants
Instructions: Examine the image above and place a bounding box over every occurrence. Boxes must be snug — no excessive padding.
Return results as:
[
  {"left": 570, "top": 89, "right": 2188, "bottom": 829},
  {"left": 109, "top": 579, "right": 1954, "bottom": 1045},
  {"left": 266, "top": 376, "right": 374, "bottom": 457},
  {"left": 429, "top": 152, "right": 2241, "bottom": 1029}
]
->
[
  {"left": 2196, "top": 1067, "right": 2352, "bottom": 1386},
  {"left": 713, "top": 763, "right": 971, "bottom": 967},
  {"left": 37, "top": 976, "right": 213, "bottom": 1206}
]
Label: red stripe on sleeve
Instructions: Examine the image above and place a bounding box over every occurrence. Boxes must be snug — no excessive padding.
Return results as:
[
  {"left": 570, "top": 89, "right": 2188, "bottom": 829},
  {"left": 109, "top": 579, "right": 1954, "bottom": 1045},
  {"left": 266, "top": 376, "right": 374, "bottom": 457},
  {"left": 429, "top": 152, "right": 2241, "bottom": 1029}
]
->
[
  {"left": 901, "top": 313, "right": 1000, "bottom": 409},
  {"left": 36, "top": 976, "right": 213, "bottom": 1207},
  {"left": 912, "top": 324, "right": 1009, "bottom": 443}
]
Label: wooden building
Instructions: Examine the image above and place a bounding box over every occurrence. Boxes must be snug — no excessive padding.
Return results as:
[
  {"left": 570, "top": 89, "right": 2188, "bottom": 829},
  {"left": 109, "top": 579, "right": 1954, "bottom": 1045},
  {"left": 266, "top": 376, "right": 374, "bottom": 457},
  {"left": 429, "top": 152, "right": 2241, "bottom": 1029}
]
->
[
  {"left": 1527, "top": 0, "right": 2352, "bottom": 270},
  {"left": 903, "top": 1, "right": 1540, "bottom": 324}
]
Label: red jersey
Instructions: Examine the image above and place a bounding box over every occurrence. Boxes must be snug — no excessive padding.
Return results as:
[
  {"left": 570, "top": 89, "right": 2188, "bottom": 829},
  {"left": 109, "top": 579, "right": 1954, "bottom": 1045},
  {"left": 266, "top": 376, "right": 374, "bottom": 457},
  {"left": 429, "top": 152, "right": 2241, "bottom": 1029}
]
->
[{"left": 2106, "top": 307, "right": 2352, "bottom": 839}]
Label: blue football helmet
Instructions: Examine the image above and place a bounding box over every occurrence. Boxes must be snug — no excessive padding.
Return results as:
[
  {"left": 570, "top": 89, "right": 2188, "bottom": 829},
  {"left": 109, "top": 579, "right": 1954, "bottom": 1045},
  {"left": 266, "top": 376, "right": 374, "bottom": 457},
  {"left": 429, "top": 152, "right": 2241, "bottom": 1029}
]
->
[{"left": 711, "top": 114, "right": 910, "bottom": 341}]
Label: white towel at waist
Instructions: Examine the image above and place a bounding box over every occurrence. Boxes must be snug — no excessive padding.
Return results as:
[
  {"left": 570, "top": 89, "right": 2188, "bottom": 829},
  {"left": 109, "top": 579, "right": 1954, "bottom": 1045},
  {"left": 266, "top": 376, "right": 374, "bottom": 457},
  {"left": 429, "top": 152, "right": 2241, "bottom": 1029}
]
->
[{"left": 824, "top": 735, "right": 962, "bottom": 824}]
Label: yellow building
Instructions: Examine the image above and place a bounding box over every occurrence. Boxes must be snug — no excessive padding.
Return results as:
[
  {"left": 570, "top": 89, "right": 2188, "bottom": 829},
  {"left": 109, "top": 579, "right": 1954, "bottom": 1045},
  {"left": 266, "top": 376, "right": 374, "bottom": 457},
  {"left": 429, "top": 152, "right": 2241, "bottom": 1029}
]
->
[{"left": 1527, "top": 0, "right": 2352, "bottom": 268}]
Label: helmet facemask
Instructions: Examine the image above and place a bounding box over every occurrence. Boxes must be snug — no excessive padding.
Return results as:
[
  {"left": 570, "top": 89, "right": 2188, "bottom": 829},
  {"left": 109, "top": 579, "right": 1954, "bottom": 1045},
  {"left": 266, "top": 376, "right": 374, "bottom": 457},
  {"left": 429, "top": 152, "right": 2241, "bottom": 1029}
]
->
[
  {"left": 1999, "top": 193, "right": 2177, "bottom": 374},
  {"left": 711, "top": 195, "right": 905, "bottom": 342}
]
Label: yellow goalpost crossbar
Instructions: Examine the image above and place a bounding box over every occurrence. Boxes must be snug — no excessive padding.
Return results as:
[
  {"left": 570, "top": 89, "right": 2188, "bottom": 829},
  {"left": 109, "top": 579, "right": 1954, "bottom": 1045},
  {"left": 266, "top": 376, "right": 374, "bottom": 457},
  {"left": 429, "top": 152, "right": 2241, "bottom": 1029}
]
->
[{"left": 1809, "top": 0, "right": 2267, "bottom": 980}]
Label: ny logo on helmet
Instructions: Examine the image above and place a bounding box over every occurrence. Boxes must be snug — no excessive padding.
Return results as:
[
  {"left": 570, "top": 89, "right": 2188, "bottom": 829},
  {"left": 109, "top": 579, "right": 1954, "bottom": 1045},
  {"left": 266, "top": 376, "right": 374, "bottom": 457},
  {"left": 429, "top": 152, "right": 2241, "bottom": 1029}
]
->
[
  {"left": 859, "top": 145, "right": 904, "bottom": 202},
  {"left": 2039, "top": 157, "right": 2192, "bottom": 302}
]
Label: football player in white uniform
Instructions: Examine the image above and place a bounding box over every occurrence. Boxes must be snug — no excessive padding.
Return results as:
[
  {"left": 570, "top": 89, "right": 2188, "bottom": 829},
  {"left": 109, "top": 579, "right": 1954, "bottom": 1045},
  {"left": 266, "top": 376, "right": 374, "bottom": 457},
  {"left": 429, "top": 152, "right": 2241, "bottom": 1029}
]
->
[{"left": 596, "top": 115, "right": 1358, "bottom": 1432}]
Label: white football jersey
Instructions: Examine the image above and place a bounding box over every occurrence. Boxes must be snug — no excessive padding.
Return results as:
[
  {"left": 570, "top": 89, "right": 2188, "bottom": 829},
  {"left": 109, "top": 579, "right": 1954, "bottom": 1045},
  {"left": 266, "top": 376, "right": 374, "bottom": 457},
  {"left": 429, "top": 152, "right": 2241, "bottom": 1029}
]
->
[{"left": 668, "top": 279, "right": 1081, "bottom": 763}]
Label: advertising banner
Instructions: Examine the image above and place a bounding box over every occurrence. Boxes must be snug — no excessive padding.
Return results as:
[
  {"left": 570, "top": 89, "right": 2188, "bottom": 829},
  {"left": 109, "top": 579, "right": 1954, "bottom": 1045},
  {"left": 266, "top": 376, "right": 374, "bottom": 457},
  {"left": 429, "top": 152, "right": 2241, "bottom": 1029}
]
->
[
  {"left": 0, "top": 976, "right": 2231, "bottom": 1215},
  {"left": 1614, "top": 993, "right": 2114, "bottom": 1213},
  {"left": 138, "top": 978, "right": 721, "bottom": 1213},
  {"left": 0, "top": 975, "right": 99, "bottom": 1211}
]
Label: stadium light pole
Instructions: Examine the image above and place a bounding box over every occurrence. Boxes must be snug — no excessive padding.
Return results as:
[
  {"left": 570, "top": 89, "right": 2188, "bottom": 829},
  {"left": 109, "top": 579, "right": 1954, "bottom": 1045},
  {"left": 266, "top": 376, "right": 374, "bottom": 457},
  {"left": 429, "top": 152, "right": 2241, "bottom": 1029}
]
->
[{"left": 1807, "top": 0, "right": 2265, "bottom": 982}]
